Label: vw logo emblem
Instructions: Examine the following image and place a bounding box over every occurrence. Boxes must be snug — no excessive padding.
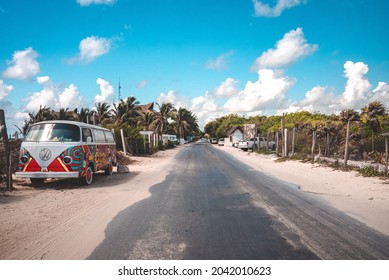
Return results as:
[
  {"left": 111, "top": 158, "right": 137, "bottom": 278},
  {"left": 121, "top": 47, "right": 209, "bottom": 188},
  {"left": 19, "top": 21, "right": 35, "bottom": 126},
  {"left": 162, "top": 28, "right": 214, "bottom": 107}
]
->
[{"left": 39, "top": 148, "right": 52, "bottom": 161}]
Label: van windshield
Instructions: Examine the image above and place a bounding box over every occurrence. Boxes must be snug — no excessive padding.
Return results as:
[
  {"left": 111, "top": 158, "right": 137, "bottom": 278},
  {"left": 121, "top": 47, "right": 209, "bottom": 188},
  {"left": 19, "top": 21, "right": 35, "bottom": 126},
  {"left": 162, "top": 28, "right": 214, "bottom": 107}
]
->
[{"left": 25, "top": 123, "right": 81, "bottom": 142}]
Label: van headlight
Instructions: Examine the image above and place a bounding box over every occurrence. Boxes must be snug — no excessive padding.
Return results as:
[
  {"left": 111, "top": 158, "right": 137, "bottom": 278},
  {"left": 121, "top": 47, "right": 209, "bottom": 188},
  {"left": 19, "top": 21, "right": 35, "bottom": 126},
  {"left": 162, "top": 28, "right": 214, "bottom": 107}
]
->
[
  {"left": 63, "top": 156, "right": 72, "bottom": 165},
  {"left": 21, "top": 156, "right": 29, "bottom": 164}
]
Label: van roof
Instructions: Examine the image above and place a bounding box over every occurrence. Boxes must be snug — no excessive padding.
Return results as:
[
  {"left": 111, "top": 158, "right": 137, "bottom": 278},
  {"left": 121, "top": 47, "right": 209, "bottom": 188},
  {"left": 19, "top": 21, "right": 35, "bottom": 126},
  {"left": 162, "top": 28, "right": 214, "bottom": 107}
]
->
[{"left": 30, "top": 120, "right": 112, "bottom": 132}]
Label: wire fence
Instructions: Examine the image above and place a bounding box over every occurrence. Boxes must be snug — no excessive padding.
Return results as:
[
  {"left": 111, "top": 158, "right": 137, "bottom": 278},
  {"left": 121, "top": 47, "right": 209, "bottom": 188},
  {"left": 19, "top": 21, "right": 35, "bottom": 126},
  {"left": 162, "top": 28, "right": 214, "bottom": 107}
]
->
[{"left": 258, "top": 127, "right": 389, "bottom": 166}]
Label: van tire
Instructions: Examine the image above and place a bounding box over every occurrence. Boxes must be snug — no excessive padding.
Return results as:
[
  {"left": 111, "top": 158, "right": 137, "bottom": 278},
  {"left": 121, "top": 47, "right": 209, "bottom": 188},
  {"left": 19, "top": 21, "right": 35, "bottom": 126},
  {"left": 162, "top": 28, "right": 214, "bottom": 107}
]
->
[
  {"left": 81, "top": 166, "right": 93, "bottom": 185},
  {"left": 105, "top": 163, "right": 113, "bottom": 175},
  {"left": 30, "top": 178, "right": 45, "bottom": 184}
]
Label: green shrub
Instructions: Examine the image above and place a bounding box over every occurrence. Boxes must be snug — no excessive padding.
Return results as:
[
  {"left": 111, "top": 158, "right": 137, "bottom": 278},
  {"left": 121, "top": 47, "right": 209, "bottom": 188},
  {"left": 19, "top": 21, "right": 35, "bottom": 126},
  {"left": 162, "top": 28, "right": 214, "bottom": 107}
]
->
[{"left": 358, "top": 166, "right": 381, "bottom": 177}]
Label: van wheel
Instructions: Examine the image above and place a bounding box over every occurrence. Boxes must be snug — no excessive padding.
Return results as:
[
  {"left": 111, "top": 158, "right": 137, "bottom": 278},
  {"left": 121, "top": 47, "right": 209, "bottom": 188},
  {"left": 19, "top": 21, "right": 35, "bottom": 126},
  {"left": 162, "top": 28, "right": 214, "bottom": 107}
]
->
[
  {"left": 81, "top": 166, "right": 93, "bottom": 185},
  {"left": 30, "top": 178, "right": 45, "bottom": 184},
  {"left": 105, "top": 163, "right": 113, "bottom": 175}
]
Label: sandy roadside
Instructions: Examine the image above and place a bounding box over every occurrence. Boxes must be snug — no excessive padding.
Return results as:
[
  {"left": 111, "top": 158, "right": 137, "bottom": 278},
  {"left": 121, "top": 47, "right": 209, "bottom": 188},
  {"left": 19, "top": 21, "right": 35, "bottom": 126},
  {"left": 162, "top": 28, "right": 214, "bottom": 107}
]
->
[
  {"left": 216, "top": 144, "right": 389, "bottom": 236},
  {"left": 0, "top": 147, "right": 182, "bottom": 260}
]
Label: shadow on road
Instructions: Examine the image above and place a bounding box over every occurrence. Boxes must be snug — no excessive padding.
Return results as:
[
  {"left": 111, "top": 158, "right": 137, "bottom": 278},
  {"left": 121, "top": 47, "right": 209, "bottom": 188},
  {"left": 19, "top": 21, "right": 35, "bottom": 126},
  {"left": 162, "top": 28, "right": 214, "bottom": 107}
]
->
[{"left": 87, "top": 168, "right": 319, "bottom": 260}]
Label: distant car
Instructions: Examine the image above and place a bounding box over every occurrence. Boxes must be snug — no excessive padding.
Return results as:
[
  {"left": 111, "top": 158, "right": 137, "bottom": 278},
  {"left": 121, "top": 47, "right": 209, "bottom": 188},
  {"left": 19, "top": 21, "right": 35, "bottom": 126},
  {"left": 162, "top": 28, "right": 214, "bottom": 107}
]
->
[
  {"left": 211, "top": 138, "right": 217, "bottom": 144},
  {"left": 238, "top": 137, "right": 276, "bottom": 151},
  {"left": 218, "top": 138, "right": 225, "bottom": 146}
]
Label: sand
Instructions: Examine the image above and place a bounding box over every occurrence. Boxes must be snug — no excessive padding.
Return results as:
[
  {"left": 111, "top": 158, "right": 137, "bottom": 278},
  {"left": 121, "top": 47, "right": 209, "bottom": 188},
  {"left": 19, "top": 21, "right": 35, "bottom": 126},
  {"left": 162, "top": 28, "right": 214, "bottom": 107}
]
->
[
  {"left": 217, "top": 145, "right": 389, "bottom": 236},
  {"left": 0, "top": 147, "right": 180, "bottom": 259}
]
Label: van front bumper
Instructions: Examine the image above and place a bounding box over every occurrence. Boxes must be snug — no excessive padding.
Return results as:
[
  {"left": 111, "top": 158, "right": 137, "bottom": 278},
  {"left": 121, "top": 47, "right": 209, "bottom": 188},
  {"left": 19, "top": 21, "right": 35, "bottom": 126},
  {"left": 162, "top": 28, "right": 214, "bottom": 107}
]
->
[{"left": 15, "top": 171, "right": 79, "bottom": 179}]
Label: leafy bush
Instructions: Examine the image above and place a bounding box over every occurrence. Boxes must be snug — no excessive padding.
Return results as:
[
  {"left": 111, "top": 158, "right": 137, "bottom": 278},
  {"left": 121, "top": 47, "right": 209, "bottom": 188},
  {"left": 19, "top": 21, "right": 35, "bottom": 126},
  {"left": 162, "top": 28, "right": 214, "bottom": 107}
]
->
[{"left": 358, "top": 166, "right": 381, "bottom": 177}]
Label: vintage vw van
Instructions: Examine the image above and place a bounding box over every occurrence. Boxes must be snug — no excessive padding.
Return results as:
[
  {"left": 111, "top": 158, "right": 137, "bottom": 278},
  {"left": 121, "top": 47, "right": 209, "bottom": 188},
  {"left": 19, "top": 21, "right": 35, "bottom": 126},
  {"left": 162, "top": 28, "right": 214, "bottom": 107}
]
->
[{"left": 15, "top": 120, "right": 117, "bottom": 185}]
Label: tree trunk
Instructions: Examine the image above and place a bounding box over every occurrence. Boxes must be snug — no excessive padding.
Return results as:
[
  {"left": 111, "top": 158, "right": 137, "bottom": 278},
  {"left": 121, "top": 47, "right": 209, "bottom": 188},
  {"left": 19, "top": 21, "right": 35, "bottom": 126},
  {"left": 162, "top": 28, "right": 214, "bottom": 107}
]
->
[
  {"left": 284, "top": 128, "right": 288, "bottom": 157},
  {"left": 325, "top": 130, "right": 330, "bottom": 157},
  {"left": 291, "top": 127, "right": 296, "bottom": 157},
  {"left": 276, "top": 132, "right": 279, "bottom": 157},
  {"left": 344, "top": 120, "right": 351, "bottom": 167},
  {"left": 281, "top": 114, "right": 285, "bottom": 157},
  {"left": 311, "top": 130, "right": 316, "bottom": 164}
]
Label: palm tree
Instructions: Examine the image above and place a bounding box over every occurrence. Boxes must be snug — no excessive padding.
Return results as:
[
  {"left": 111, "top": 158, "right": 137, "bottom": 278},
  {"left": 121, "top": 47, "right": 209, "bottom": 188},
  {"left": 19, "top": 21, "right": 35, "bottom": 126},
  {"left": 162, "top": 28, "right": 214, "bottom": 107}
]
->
[
  {"left": 55, "top": 108, "right": 71, "bottom": 120},
  {"left": 111, "top": 101, "right": 127, "bottom": 125},
  {"left": 361, "top": 100, "right": 387, "bottom": 151},
  {"left": 137, "top": 110, "right": 156, "bottom": 131},
  {"left": 111, "top": 96, "right": 140, "bottom": 125},
  {"left": 93, "top": 102, "right": 111, "bottom": 125},
  {"left": 340, "top": 109, "right": 360, "bottom": 167},
  {"left": 76, "top": 107, "right": 91, "bottom": 123},
  {"left": 152, "top": 102, "right": 175, "bottom": 138},
  {"left": 172, "top": 108, "right": 199, "bottom": 142},
  {"left": 122, "top": 96, "right": 141, "bottom": 125},
  {"left": 319, "top": 118, "right": 341, "bottom": 158},
  {"left": 22, "top": 106, "right": 55, "bottom": 134}
]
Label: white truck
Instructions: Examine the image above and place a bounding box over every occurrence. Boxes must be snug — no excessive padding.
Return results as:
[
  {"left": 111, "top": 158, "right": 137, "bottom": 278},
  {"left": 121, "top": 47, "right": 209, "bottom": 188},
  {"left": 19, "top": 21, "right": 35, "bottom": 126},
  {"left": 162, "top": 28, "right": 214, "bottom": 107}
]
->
[{"left": 238, "top": 137, "right": 275, "bottom": 151}]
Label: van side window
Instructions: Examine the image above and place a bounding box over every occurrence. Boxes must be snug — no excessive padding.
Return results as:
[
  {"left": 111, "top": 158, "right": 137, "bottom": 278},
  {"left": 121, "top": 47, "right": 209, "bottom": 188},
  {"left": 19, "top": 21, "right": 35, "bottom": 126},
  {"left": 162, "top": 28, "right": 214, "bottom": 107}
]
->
[
  {"left": 82, "top": 128, "right": 93, "bottom": 142},
  {"left": 94, "top": 129, "right": 106, "bottom": 143},
  {"left": 105, "top": 131, "right": 115, "bottom": 143}
]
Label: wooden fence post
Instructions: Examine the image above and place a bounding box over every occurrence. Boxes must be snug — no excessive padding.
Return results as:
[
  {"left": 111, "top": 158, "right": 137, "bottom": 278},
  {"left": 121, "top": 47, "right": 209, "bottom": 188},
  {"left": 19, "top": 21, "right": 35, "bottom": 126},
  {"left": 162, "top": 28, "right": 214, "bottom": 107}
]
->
[
  {"left": 0, "top": 109, "right": 13, "bottom": 191},
  {"left": 120, "top": 129, "right": 127, "bottom": 155},
  {"left": 284, "top": 128, "right": 288, "bottom": 157}
]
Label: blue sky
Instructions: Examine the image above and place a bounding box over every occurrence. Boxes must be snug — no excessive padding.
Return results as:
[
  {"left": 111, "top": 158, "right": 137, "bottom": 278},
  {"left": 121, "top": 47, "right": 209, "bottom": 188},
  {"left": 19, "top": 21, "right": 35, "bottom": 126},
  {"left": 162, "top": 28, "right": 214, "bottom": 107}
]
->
[{"left": 1, "top": 0, "right": 389, "bottom": 132}]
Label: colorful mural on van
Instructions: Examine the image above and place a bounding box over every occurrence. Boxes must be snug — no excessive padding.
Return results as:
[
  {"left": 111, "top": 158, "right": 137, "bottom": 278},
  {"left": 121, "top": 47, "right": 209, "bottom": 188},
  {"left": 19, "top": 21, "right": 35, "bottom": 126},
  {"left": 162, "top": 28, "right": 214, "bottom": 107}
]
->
[{"left": 16, "top": 121, "right": 117, "bottom": 185}]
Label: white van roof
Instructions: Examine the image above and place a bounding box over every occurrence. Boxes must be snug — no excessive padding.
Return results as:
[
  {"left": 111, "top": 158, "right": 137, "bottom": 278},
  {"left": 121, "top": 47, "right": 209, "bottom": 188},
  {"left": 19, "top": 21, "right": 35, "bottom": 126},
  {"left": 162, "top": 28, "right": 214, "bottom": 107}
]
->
[{"left": 30, "top": 120, "right": 112, "bottom": 132}]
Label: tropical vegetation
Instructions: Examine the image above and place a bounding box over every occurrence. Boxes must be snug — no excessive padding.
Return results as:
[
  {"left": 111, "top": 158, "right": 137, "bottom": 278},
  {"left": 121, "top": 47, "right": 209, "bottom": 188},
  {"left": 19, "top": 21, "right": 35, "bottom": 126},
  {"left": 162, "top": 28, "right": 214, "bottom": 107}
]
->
[
  {"left": 20, "top": 97, "right": 200, "bottom": 155},
  {"left": 204, "top": 101, "right": 389, "bottom": 167}
]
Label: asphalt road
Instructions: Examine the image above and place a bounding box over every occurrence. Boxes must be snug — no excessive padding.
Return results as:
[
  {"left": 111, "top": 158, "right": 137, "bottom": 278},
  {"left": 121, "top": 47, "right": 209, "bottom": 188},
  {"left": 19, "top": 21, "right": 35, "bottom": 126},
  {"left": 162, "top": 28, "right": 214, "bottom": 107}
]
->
[{"left": 88, "top": 142, "right": 389, "bottom": 259}]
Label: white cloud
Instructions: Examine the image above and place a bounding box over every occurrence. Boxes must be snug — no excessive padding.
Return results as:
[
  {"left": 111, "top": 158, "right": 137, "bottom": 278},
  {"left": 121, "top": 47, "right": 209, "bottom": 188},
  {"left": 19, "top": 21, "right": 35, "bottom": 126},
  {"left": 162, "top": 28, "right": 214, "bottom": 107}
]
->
[
  {"left": 59, "top": 84, "right": 82, "bottom": 109},
  {"left": 371, "top": 82, "right": 389, "bottom": 103},
  {"left": 94, "top": 78, "right": 114, "bottom": 103},
  {"left": 339, "top": 61, "right": 371, "bottom": 109},
  {"left": 3, "top": 47, "right": 40, "bottom": 80},
  {"left": 137, "top": 80, "right": 148, "bottom": 89},
  {"left": 224, "top": 69, "right": 294, "bottom": 113},
  {"left": 69, "top": 36, "right": 112, "bottom": 64},
  {"left": 191, "top": 93, "right": 219, "bottom": 113},
  {"left": 189, "top": 93, "right": 224, "bottom": 130},
  {"left": 77, "top": 0, "right": 116, "bottom": 6},
  {"left": 213, "top": 78, "right": 240, "bottom": 98},
  {"left": 206, "top": 51, "right": 235, "bottom": 70},
  {"left": 25, "top": 76, "right": 83, "bottom": 112},
  {"left": 15, "top": 112, "right": 29, "bottom": 120},
  {"left": 157, "top": 90, "right": 188, "bottom": 109},
  {"left": 37, "top": 75, "right": 50, "bottom": 84},
  {"left": 289, "top": 86, "right": 337, "bottom": 114},
  {"left": 252, "top": 28, "right": 317, "bottom": 70},
  {"left": 253, "top": 0, "right": 303, "bottom": 17},
  {"left": 0, "top": 80, "right": 13, "bottom": 100},
  {"left": 26, "top": 82, "right": 56, "bottom": 113},
  {"left": 165, "top": 60, "right": 389, "bottom": 130},
  {"left": 284, "top": 61, "right": 389, "bottom": 115}
]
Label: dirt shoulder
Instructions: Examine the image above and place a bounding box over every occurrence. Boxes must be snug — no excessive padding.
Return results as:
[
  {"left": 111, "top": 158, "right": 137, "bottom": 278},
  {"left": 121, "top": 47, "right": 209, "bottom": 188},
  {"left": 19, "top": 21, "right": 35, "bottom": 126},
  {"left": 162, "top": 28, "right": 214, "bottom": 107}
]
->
[
  {"left": 0, "top": 147, "right": 181, "bottom": 260},
  {"left": 216, "top": 145, "right": 389, "bottom": 236}
]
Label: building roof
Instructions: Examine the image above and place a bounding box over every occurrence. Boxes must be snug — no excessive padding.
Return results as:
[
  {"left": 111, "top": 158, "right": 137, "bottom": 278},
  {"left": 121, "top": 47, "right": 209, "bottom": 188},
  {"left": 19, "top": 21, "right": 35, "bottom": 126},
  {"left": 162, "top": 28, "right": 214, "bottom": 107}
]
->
[
  {"left": 138, "top": 102, "right": 154, "bottom": 113},
  {"left": 227, "top": 126, "right": 243, "bottom": 135}
]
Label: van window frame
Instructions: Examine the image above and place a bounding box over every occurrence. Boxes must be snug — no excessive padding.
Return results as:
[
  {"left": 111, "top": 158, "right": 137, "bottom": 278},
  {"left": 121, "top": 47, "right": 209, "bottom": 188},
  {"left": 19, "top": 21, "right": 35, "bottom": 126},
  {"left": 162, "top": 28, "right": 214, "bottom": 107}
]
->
[
  {"left": 93, "top": 129, "right": 107, "bottom": 143},
  {"left": 24, "top": 123, "right": 81, "bottom": 142},
  {"left": 82, "top": 128, "right": 94, "bottom": 143}
]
